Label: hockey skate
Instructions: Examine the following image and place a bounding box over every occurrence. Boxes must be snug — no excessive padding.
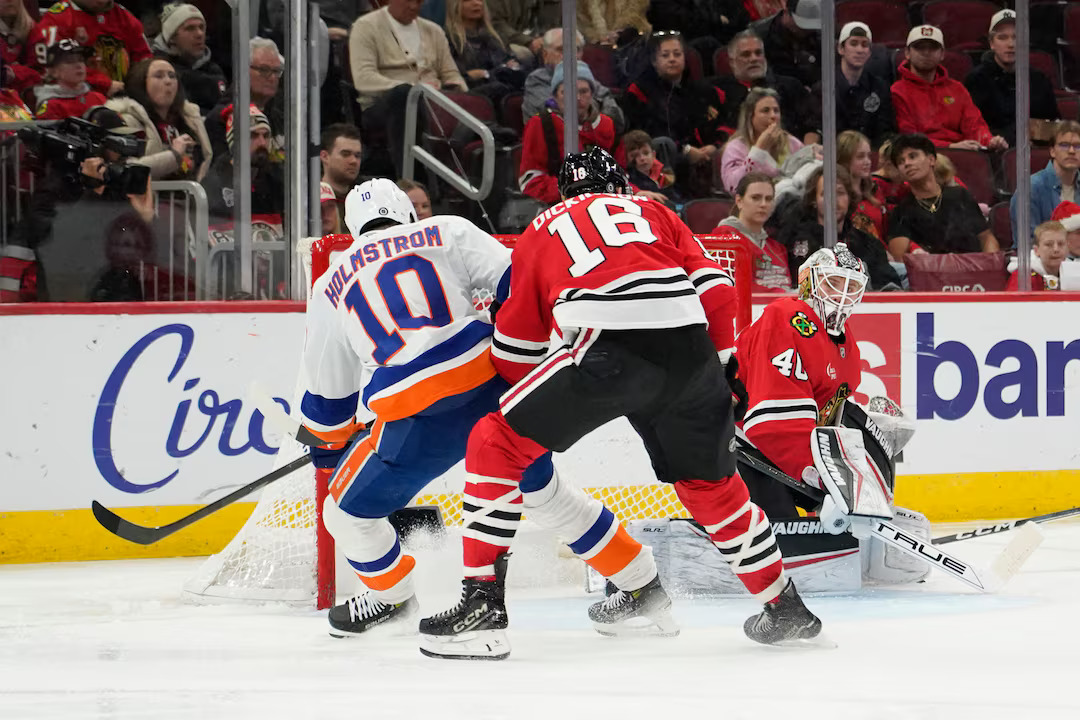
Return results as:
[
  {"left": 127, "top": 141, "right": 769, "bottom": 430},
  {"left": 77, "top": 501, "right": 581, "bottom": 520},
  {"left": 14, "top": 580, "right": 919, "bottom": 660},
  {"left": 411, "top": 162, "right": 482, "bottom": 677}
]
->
[
  {"left": 328, "top": 592, "right": 419, "bottom": 638},
  {"left": 588, "top": 575, "right": 680, "bottom": 637},
  {"left": 418, "top": 553, "right": 510, "bottom": 660},
  {"left": 743, "top": 579, "right": 826, "bottom": 647}
]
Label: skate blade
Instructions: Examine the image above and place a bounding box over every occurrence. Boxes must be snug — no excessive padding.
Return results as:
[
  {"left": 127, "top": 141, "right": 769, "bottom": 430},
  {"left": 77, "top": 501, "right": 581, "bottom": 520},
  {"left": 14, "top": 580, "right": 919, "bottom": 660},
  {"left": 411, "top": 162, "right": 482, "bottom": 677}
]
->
[
  {"left": 418, "top": 629, "right": 510, "bottom": 660},
  {"left": 592, "top": 609, "right": 680, "bottom": 638},
  {"left": 763, "top": 631, "right": 837, "bottom": 650}
]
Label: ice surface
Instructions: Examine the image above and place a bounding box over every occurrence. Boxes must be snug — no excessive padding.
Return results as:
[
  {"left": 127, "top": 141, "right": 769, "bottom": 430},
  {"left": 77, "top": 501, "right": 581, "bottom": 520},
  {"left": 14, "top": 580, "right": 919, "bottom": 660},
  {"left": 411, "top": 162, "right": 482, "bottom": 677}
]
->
[{"left": 2, "top": 522, "right": 1079, "bottom": 720}]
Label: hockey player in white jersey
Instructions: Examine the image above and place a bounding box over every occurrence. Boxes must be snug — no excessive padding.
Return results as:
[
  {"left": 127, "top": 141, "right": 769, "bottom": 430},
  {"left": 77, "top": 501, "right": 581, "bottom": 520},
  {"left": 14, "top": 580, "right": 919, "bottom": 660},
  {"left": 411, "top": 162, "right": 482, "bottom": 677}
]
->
[{"left": 301, "top": 178, "right": 554, "bottom": 637}]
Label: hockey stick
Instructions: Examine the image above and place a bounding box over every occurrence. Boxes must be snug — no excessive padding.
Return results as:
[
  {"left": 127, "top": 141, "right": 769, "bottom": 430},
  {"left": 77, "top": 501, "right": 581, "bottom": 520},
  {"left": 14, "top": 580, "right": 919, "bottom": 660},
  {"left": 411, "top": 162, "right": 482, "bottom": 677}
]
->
[
  {"left": 933, "top": 506, "right": 1080, "bottom": 545},
  {"left": 736, "top": 449, "right": 1043, "bottom": 592},
  {"left": 91, "top": 453, "right": 314, "bottom": 545}
]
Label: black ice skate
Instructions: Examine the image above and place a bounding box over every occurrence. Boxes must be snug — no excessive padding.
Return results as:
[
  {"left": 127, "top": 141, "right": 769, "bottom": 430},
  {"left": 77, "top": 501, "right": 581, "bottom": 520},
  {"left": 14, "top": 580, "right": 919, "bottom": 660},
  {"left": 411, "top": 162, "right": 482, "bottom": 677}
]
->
[
  {"left": 588, "top": 575, "right": 680, "bottom": 637},
  {"left": 328, "top": 592, "right": 418, "bottom": 638},
  {"left": 743, "top": 579, "right": 823, "bottom": 646},
  {"left": 418, "top": 553, "right": 510, "bottom": 660}
]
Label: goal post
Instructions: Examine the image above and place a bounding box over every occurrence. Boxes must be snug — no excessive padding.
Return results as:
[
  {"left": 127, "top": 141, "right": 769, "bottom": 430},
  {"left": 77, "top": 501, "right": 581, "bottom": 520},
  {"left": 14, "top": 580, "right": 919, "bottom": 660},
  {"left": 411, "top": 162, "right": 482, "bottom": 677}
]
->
[{"left": 182, "top": 232, "right": 752, "bottom": 608}]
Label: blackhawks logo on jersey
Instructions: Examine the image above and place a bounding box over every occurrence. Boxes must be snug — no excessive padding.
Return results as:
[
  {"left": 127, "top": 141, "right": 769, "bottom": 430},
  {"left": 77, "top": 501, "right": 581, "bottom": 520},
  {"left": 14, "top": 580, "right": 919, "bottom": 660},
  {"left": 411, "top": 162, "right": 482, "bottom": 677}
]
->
[
  {"left": 47, "top": 2, "right": 69, "bottom": 14},
  {"left": 791, "top": 311, "right": 817, "bottom": 338},
  {"left": 95, "top": 35, "right": 130, "bottom": 81},
  {"left": 819, "top": 383, "right": 851, "bottom": 425}
]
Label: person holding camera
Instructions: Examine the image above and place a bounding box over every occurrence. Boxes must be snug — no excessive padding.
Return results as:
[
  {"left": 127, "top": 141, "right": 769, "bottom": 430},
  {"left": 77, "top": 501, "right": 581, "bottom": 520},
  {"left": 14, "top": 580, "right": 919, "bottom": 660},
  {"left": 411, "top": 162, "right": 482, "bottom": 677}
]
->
[
  {"left": 106, "top": 57, "right": 211, "bottom": 181},
  {"left": 2, "top": 106, "right": 161, "bottom": 302},
  {"left": 34, "top": 40, "right": 107, "bottom": 120}
]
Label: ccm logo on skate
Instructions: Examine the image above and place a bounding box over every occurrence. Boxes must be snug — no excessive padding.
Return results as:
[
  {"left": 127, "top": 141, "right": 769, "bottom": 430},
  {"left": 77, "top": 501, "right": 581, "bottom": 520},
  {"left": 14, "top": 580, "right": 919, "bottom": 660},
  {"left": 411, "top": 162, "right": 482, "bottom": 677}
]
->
[
  {"left": 916, "top": 313, "right": 1080, "bottom": 420},
  {"left": 875, "top": 522, "right": 968, "bottom": 574},
  {"left": 93, "top": 324, "right": 285, "bottom": 493},
  {"left": 453, "top": 603, "right": 488, "bottom": 633}
]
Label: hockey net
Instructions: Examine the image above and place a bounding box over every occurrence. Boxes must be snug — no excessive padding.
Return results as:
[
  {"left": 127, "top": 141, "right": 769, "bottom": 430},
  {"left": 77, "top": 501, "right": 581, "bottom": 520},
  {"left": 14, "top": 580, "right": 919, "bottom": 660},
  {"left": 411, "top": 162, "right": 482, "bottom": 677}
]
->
[{"left": 183, "top": 232, "right": 751, "bottom": 608}]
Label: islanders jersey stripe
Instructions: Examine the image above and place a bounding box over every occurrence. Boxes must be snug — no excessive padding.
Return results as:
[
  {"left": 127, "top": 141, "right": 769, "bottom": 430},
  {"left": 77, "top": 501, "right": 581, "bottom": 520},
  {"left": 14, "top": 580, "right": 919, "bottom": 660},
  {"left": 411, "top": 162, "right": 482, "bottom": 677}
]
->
[
  {"left": 363, "top": 319, "right": 497, "bottom": 421},
  {"left": 301, "top": 390, "right": 361, "bottom": 431}
]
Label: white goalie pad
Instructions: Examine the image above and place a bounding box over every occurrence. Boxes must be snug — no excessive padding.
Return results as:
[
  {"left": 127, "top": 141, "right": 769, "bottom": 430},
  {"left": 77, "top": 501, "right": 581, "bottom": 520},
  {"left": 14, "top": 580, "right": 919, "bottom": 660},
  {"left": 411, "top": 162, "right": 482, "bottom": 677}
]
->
[
  {"left": 811, "top": 426, "right": 894, "bottom": 520},
  {"left": 860, "top": 506, "right": 931, "bottom": 585},
  {"left": 587, "top": 518, "right": 861, "bottom": 596}
]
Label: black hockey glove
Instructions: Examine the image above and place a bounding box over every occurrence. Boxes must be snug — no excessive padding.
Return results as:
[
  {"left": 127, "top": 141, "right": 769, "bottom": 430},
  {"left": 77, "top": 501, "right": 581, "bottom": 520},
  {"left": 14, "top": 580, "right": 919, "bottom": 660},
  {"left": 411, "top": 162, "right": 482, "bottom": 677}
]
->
[{"left": 725, "top": 355, "right": 748, "bottom": 422}]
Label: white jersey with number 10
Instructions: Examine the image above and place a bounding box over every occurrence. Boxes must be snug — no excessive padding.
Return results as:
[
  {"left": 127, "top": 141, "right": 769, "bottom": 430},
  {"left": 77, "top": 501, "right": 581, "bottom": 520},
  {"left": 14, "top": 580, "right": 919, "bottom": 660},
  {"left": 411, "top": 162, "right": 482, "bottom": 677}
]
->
[{"left": 302, "top": 215, "right": 511, "bottom": 434}]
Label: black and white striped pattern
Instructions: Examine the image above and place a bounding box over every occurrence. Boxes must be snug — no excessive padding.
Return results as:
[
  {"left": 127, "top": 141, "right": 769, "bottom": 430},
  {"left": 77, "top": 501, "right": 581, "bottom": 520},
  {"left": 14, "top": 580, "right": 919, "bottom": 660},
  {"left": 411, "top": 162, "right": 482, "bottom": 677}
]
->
[
  {"left": 689, "top": 265, "right": 735, "bottom": 295},
  {"left": 551, "top": 268, "right": 708, "bottom": 331},
  {"left": 742, "top": 398, "right": 820, "bottom": 433},
  {"left": 705, "top": 502, "right": 785, "bottom": 602},
  {"left": 491, "top": 327, "right": 550, "bottom": 367},
  {"left": 463, "top": 477, "right": 522, "bottom": 578}
]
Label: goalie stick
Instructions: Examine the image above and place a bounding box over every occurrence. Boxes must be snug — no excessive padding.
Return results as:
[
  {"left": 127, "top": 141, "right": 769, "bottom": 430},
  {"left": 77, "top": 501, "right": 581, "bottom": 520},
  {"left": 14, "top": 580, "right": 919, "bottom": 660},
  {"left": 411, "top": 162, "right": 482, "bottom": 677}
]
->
[
  {"left": 933, "top": 506, "right": 1080, "bottom": 545},
  {"left": 736, "top": 449, "right": 1043, "bottom": 593},
  {"left": 91, "top": 453, "right": 314, "bottom": 545}
]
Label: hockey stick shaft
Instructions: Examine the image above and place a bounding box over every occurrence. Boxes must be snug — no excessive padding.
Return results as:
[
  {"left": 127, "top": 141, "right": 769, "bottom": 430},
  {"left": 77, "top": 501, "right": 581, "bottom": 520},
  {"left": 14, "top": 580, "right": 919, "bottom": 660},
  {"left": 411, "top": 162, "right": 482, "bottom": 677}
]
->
[
  {"left": 91, "top": 453, "right": 314, "bottom": 545},
  {"left": 933, "top": 506, "right": 1080, "bottom": 545},
  {"left": 735, "top": 450, "right": 1041, "bottom": 592}
]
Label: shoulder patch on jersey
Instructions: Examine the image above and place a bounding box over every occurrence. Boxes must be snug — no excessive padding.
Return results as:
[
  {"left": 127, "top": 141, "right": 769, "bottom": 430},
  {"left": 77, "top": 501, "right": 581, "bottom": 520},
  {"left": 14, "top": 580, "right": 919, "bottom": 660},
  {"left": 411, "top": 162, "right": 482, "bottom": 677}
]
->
[
  {"left": 47, "top": 2, "right": 69, "bottom": 13},
  {"left": 791, "top": 311, "right": 818, "bottom": 338}
]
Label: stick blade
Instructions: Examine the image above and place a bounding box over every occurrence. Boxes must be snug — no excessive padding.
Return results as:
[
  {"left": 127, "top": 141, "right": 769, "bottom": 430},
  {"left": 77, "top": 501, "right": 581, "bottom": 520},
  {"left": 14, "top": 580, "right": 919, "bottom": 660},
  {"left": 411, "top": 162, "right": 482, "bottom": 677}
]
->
[
  {"left": 989, "top": 521, "right": 1045, "bottom": 590},
  {"left": 91, "top": 501, "right": 162, "bottom": 546}
]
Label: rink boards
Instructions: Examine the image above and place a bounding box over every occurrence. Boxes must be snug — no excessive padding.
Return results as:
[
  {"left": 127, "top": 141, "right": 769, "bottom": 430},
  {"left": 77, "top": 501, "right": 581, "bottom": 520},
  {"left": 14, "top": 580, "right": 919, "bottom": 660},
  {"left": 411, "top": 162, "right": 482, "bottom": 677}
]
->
[{"left": 1, "top": 293, "right": 1078, "bottom": 563}]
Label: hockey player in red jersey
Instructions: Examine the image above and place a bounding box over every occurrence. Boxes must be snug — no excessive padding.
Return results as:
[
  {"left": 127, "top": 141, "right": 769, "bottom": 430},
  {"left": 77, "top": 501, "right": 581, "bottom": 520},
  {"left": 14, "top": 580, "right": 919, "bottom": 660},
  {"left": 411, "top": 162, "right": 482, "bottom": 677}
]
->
[
  {"left": 419, "top": 147, "right": 822, "bottom": 659},
  {"left": 29, "top": 0, "right": 151, "bottom": 97},
  {"left": 735, "top": 244, "right": 868, "bottom": 518}
]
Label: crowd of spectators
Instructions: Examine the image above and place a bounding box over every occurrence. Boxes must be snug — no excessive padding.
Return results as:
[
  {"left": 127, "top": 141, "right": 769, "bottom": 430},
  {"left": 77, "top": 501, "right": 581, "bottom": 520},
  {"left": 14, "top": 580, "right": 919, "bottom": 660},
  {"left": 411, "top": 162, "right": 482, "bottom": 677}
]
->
[{"left": 3, "top": 0, "right": 1080, "bottom": 301}]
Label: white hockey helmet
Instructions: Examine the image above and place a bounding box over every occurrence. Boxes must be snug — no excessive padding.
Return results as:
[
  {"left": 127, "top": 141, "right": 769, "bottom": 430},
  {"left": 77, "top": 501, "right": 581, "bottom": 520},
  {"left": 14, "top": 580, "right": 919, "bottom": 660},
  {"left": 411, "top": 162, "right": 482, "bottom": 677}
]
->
[
  {"left": 344, "top": 178, "right": 417, "bottom": 237},
  {"left": 797, "top": 242, "right": 869, "bottom": 336}
]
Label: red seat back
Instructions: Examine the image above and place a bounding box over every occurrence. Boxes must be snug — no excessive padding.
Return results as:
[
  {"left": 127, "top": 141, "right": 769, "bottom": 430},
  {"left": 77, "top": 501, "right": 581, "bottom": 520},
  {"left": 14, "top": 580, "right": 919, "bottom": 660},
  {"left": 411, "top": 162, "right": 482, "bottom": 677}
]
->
[
  {"left": 936, "top": 148, "right": 994, "bottom": 205},
  {"left": 922, "top": 1, "right": 999, "bottom": 51},
  {"left": 682, "top": 198, "right": 734, "bottom": 234},
  {"left": 903, "top": 251, "right": 1008, "bottom": 291},
  {"left": 836, "top": 1, "right": 911, "bottom": 49}
]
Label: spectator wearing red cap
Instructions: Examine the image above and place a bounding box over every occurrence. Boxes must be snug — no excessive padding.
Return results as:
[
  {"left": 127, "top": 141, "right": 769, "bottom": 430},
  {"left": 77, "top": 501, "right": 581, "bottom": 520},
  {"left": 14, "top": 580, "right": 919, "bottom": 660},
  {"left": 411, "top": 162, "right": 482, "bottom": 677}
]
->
[
  {"left": 964, "top": 10, "right": 1059, "bottom": 147},
  {"left": 319, "top": 182, "right": 340, "bottom": 235},
  {"left": 1007, "top": 221, "right": 1068, "bottom": 291},
  {"left": 1050, "top": 201, "right": 1080, "bottom": 260},
  {"left": 1010, "top": 121, "right": 1080, "bottom": 241},
  {"left": 891, "top": 25, "right": 1007, "bottom": 151},
  {"left": 0, "top": 0, "right": 41, "bottom": 94},
  {"left": 34, "top": 40, "right": 106, "bottom": 119},
  {"left": 28, "top": 0, "right": 152, "bottom": 98}
]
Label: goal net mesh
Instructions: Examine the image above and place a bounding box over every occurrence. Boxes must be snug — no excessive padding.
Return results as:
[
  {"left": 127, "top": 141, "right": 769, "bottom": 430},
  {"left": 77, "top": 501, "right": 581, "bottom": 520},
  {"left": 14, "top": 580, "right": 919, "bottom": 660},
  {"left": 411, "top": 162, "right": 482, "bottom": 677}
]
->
[{"left": 183, "top": 235, "right": 748, "bottom": 606}]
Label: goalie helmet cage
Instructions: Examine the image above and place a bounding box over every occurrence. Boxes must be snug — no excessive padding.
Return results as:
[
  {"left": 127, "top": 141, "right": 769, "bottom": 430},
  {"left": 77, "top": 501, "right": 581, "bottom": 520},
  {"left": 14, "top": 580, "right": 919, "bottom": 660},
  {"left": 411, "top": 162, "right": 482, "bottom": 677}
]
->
[{"left": 182, "top": 232, "right": 752, "bottom": 609}]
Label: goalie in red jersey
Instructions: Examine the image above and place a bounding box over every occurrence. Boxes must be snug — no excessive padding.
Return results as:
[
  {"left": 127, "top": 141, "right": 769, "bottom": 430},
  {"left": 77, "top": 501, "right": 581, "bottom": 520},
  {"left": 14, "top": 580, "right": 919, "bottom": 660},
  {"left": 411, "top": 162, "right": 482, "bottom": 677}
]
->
[
  {"left": 419, "top": 147, "right": 822, "bottom": 660},
  {"left": 734, "top": 244, "right": 869, "bottom": 519}
]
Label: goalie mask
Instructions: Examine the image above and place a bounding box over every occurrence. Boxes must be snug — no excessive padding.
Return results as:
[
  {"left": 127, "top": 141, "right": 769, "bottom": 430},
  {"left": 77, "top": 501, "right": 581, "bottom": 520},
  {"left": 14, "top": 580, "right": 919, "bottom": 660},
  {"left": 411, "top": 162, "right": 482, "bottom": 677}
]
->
[
  {"left": 797, "top": 243, "right": 869, "bottom": 336},
  {"left": 344, "top": 178, "right": 417, "bottom": 238},
  {"left": 558, "top": 146, "right": 633, "bottom": 199}
]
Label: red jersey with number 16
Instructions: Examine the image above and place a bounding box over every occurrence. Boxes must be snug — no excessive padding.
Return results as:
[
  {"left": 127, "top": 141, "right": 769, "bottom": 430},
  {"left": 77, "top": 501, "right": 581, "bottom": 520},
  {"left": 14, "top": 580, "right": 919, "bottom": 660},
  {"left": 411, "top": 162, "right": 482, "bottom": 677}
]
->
[
  {"left": 491, "top": 193, "right": 737, "bottom": 384},
  {"left": 735, "top": 297, "right": 861, "bottom": 483}
]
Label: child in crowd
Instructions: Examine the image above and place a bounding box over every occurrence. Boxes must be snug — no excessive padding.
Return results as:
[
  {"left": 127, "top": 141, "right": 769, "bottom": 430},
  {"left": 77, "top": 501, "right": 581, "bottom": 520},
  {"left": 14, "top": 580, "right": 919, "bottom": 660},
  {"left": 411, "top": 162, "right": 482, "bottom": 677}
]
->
[
  {"left": 1050, "top": 201, "right": 1080, "bottom": 260},
  {"left": 1007, "top": 220, "right": 1068, "bottom": 290},
  {"left": 621, "top": 129, "right": 680, "bottom": 203}
]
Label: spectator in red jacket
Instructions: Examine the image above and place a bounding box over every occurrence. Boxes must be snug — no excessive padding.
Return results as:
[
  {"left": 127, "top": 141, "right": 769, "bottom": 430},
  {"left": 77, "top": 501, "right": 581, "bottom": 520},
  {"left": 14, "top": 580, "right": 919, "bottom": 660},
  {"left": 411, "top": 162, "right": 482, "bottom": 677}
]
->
[
  {"left": 518, "top": 60, "right": 614, "bottom": 203},
  {"left": 891, "top": 25, "right": 1007, "bottom": 151},
  {"left": 0, "top": 0, "right": 41, "bottom": 93},
  {"left": 34, "top": 39, "right": 106, "bottom": 119},
  {"left": 28, "top": 0, "right": 152, "bottom": 98},
  {"left": 1007, "top": 221, "right": 1067, "bottom": 290}
]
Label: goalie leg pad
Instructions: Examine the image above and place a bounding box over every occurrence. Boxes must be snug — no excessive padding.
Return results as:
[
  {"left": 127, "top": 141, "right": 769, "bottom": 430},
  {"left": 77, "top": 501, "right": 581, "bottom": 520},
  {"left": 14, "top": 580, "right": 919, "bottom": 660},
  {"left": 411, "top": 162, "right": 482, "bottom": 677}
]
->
[
  {"left": 674, "top": 475, "right": 787, "bottom": 603},
  {"left": 523, "top": 469, "right": 657, "bottom": 593},
  {"left": 323, "top": 497, "right": 415, "bottom": 604},
  {"left": 861, "top": 506, "right": 931, "bottom": 585}
]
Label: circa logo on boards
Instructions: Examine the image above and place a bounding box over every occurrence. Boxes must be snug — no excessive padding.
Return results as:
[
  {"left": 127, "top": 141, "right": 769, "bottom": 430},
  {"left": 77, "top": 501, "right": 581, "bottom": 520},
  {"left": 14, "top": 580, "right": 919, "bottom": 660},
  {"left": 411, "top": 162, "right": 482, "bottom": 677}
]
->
[
  {"left": 93, "top": 324, "right": 287, "bottom": 494},
  {"left": 916, "top": 313, "right": 1080, "bottom": 420}
]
